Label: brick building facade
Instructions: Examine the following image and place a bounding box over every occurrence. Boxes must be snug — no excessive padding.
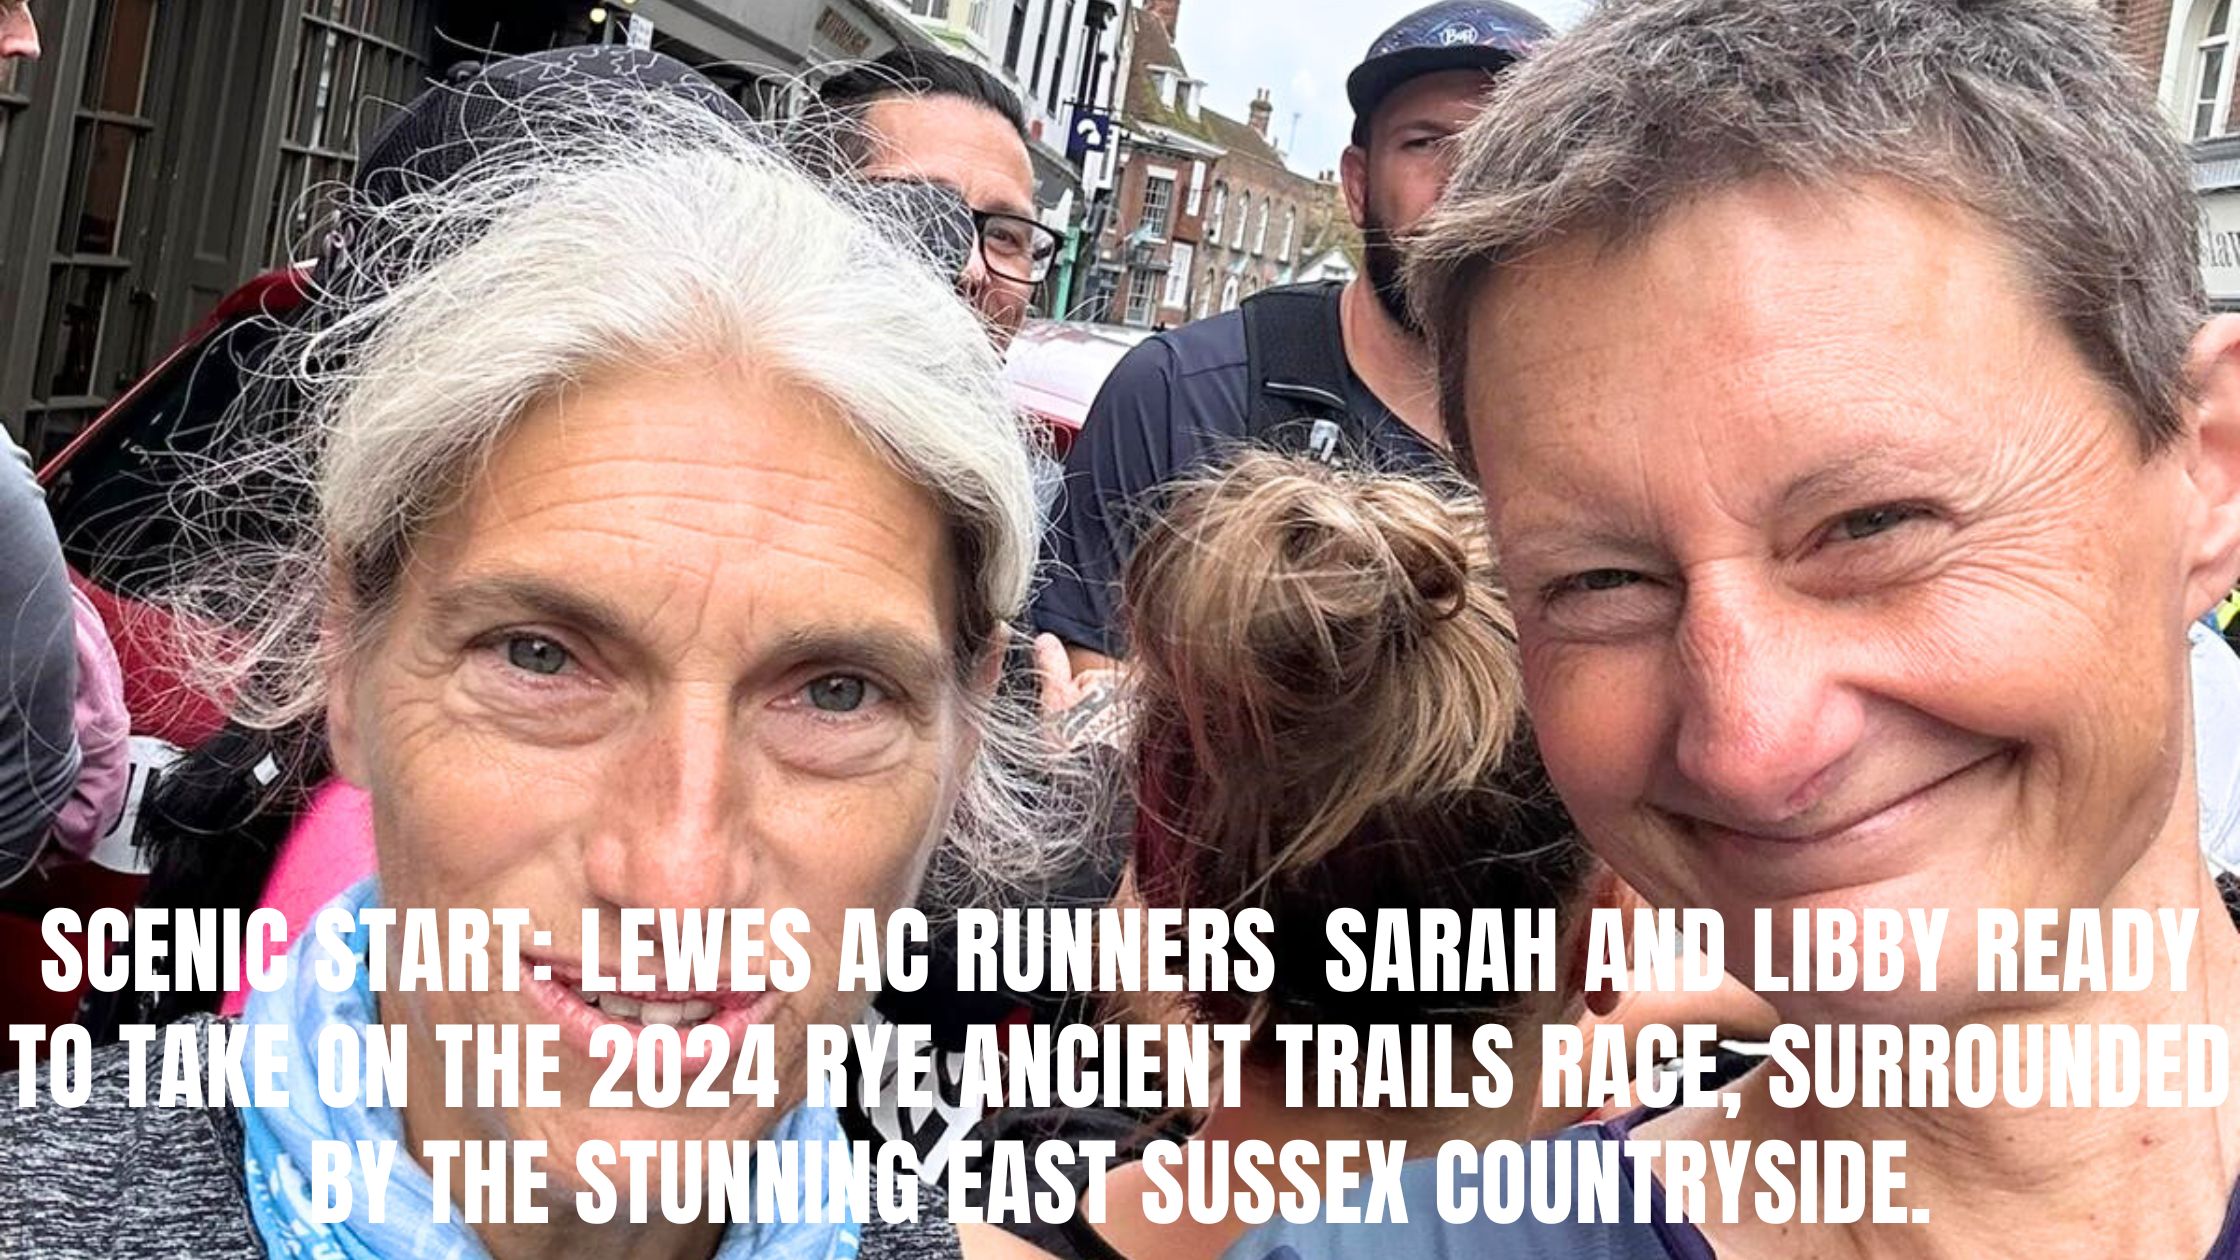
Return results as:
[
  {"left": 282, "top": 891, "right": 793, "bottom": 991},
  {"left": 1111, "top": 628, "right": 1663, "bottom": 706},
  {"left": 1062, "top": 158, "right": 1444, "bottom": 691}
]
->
[
  {"left": 1090, "top": 0, "right": 1334, "bottom": 327},
  {"left": 2126, "top": 0, "right": 2240, "bottom": 306}
]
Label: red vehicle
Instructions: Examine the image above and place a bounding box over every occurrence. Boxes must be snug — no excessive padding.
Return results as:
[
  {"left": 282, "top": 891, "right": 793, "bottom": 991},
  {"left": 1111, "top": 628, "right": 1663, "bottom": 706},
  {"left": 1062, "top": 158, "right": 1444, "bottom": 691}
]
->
[
  {"left": 1002, "top": 318, "right": 1151, "bottom": 455},
  {"left": 1, "top": 267, "right": 310, "bottom": 1032}
]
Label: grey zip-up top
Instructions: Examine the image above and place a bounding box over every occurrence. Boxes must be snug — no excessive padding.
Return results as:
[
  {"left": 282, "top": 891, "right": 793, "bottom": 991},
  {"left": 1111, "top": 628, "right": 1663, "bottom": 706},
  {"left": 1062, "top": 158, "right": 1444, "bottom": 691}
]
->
[{"left": 0, "top": 1017, "right": 963, "bottom": 1260}]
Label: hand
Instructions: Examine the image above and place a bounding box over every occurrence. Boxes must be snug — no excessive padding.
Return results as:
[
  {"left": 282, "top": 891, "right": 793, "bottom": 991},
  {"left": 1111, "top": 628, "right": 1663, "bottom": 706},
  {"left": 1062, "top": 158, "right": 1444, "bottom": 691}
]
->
[{"left": 1033, "top": 633, "right": 1130, "bottom": 749}]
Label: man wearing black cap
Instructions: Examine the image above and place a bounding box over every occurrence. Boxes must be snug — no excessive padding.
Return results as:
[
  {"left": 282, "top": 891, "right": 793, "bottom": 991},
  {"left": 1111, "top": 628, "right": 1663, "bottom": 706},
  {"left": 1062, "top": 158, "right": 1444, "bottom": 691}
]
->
[{"left": 1030, "top": 0, "right": 1551, "bottom": 677}]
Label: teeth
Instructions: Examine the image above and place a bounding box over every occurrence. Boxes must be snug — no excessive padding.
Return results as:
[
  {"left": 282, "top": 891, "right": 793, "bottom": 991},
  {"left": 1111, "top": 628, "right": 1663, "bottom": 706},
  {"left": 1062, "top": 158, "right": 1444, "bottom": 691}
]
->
[{"left": 566, "top": 987, "right": 716, "bottom": 1025}]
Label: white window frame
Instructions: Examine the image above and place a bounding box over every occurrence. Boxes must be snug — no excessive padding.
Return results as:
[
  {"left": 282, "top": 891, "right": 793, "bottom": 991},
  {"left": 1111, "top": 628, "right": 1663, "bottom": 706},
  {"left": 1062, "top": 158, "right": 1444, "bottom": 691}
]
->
[
  {"left": 1220, "top": 273, "right": 1240, "bottom": 312},
  {"left": 1252, "top": 202, "right": 1270, "bottom": 255},
  {"left": 1185, "top": 161, "right": 1205, "bottom": 217},
  {"left": 1207, "top": 181, "right": 1228, "bottom": 239},
  {"left": 1164, "top": 243, "right": 1194, "bottom": 308},
  {"left": 1232, "top": 192, "right": 1250, "bottom": 248},
  {"left": 2198, "top": 0, "right": 2238, "bottom": 139},
  {"left": 965, "top": 0, "right": 998, "bottom": 49},
  {"left": 1194, "top": 267, "right": 1214, "bottom": 319},
  {"left": 1126, "top": 268, "right": 1159, "bottom": 326},
  {"left": 1279, "top": 206, "right": 1296, "bottom": 262},
  {"left": 1140, "top": 166, "right": 1177, "bottom": 241}
]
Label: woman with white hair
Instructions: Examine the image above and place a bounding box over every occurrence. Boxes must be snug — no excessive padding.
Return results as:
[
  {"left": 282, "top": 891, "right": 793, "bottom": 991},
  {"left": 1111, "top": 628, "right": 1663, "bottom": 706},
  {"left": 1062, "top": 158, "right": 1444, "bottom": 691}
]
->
[{"left": 0, "top": 73, "right": 1059, "bottom": 1260}]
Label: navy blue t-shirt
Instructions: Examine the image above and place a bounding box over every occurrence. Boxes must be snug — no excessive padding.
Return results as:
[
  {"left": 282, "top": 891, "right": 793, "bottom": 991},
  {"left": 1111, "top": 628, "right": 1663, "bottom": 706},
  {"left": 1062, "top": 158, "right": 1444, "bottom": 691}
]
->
[{"left": 1030, "top": 305, "right": 1448, "bottom": 658}]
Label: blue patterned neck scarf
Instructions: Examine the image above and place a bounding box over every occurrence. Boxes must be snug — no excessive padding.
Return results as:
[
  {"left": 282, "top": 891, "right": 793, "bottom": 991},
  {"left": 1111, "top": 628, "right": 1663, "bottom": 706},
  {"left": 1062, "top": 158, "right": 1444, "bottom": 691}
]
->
[{"left": 239, "top": 878, "right": 863, "bottom": 1260}]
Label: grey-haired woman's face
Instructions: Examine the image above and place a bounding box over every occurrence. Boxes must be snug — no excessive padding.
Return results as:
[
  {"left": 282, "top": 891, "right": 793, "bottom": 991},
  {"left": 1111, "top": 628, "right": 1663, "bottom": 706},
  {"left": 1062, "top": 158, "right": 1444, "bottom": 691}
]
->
[{"left": 327, "top": 361, "right": 978, "bottom": 1175}]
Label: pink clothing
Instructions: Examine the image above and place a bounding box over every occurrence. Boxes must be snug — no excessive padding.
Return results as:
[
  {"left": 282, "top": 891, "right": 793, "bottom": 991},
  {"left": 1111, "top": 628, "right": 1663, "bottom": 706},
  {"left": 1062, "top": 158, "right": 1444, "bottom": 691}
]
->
[{"left": 220, "top": 778, "right": 375, "bottom": 1016}]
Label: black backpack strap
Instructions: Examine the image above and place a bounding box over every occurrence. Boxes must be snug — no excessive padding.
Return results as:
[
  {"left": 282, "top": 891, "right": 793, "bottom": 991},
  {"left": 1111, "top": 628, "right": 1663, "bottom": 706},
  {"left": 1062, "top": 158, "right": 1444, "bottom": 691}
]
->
[{"left": 1241, "top": 280, "right": 1358, "bottom": 463}]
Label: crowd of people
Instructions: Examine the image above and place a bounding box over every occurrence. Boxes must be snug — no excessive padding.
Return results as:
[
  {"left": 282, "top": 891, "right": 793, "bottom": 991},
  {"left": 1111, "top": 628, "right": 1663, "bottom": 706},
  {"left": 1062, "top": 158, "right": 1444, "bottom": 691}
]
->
[{"left": 4, "top": 0, "right": 2240, "bottom": 1257}]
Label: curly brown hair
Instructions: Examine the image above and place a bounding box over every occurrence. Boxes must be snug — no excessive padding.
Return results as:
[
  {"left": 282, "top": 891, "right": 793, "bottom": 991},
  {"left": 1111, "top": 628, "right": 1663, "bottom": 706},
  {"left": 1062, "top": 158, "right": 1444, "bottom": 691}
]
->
[{"left": 1123, "top": 452, "right": 1586, "bottom": 1051}]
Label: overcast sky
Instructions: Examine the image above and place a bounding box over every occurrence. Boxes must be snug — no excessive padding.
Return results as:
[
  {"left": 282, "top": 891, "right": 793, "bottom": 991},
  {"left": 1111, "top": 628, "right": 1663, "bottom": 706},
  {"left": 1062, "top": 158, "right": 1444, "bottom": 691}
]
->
[{"left": 1168, "top": 0, "right": 1591, "bottom": 177}]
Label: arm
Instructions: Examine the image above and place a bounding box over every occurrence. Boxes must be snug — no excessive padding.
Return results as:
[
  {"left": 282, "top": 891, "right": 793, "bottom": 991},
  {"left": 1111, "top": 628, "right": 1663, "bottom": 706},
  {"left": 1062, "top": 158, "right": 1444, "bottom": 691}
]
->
[{"left": 0, "top": 431, "right": 80, "bottom": 884}]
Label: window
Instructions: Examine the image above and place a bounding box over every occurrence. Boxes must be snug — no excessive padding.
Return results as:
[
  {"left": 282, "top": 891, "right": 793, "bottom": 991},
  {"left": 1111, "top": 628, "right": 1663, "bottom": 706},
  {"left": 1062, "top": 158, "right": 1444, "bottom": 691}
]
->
[
  {"left": 1126, "top": 267, "right": 1159, "bottom": 326},
  {"left": 1185, "top": 162, "right": 1205, "bottom": 216},
  {"left": 1220, "top": 274, "right": 1240, "bottom": 312},
  {"left": 1195, "top": 267, "right": 1214, "bottom": 318},
  {"left": 1140, "top": 171, "right": 1175, "bottom": 240},
  {"left": 968, "top": 0, "right": 999, "bottom": 45},
  {"left": 1207, "top": 181, "right": 1228, "bottom": 239},
  {"left": 1004, "top": 0, "right": 1031, "bottom": 71},
  {"left": 1279, "top": 206, "right": 1297, "bottom": 262},
  {"left": 264, "top": 0, "right": 430, "bottom": 263},
  {"left": 0, "top": 50, "right": 24, "bottom": 183},
  {"left": 1232, "top": 192, "right": 1249, "bottom": 247},
  {"left": 1153, "top": 68, "right": 1176, "bottom": 109},
  {"left": 1043, "top": 0, "right": 1074, "bottom": 115},
  {"left": 905, "top": 0, "right": 950, "bottom": 17},
  {"left": 1165, "top": 243, "right": 1194, "bottom": 307},
  {"left": 2200, "top": 0, "right": 2237, "bottom": 139},
  {"left": 1252, "top": 202, "right": 1270, "bottom": 255}
]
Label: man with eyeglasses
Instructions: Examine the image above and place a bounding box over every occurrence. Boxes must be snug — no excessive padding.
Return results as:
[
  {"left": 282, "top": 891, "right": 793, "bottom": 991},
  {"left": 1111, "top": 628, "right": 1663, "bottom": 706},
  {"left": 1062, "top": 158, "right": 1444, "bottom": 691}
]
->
[{"left": 817, "top": 47, "right": 1057, "bottom": 349}]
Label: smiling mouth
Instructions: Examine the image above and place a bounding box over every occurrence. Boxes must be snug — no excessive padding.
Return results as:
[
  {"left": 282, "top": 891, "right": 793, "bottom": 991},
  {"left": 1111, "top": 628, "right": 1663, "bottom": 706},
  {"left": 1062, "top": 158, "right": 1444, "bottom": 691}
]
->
[
  {"left": 1673, "top": 749, "right": 2010, "bottom": 849},
  {"left": 523, "top": 958, "right": 770, "bottom": 1058},
  {"left": 570, "top": 988, "right": 720, "bottom": 1027}
]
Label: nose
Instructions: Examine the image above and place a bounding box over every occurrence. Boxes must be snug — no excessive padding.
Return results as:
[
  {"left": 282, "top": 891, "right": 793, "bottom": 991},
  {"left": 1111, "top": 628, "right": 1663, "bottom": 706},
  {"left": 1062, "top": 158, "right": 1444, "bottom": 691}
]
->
[
  {"left": 1, "top": 7, "right": 38, "bottom": 61},
  {"left": 582, "top": 691, "right": 753, "bottom": 914},
  {"left": 1668, "top": 576, "right": 1864, "bottom": 826},
  {"left": 956, "top": 248, "right": 991, "bottom": 299}
]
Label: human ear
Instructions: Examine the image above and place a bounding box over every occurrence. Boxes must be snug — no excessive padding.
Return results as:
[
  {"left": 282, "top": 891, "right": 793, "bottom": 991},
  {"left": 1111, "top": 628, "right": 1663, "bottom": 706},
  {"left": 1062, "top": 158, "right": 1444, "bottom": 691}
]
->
[
  {"left": 323, "top": 591, "right": 371, "bottom": 789},
  {"left": 1340, "top": 145, "right": 1371, "bottom": 230},
  {"left": 1559, "top": 863, "right": 1633, "bottom": 1018},
  {"left": 2181, "top": 315, "right": 2240, "bottom": 621}
]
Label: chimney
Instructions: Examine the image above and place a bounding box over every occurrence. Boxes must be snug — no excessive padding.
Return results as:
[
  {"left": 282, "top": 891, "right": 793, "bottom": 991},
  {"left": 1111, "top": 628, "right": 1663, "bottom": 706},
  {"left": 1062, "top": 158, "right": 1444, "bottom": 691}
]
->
[
  {"left": 1248, "top": 88, "right": 1273, "bottom": 139},
  {"left": 1146, "top": 0, "right": 1181, "bottom": 37}
]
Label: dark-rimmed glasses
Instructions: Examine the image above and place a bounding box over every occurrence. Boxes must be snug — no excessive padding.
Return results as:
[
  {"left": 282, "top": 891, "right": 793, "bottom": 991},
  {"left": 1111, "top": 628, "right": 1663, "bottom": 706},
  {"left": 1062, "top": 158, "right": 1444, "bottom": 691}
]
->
[{"left": 973, "top": 209, "right": 1061, "bottom": 286}]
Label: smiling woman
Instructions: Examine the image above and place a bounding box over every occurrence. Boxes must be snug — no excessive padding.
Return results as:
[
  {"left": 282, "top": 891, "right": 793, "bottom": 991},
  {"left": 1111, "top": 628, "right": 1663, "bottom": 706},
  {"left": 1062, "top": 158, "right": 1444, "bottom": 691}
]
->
[
  {"left": 1408, "top": 1, "right": 2240, "bottom": 1257},
  {"left": 0, "top": 69, "right": 1064, "bottom": 1260}
]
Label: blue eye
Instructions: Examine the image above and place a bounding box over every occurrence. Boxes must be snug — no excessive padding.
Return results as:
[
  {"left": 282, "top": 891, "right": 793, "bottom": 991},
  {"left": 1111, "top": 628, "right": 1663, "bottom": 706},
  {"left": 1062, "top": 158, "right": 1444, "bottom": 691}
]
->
[
  {"left": 505, "top": 636, "right": 571, "bottom": 676},
  {"left": 1550, "top": 569, "right": 1643, "bottom": 599},
  {"left": 1833, "top": 504, "right": 1928, "bottom": 542},
  {"left": 804, "top": 675, "right": 877, "bottom": 713}
]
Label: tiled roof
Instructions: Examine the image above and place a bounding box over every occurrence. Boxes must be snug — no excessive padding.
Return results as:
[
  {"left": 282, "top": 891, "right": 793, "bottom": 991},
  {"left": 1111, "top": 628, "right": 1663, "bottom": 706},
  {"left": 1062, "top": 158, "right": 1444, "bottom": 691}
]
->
[{"left": 1123, "top": 11, "right": 1284, "bottom": 167}]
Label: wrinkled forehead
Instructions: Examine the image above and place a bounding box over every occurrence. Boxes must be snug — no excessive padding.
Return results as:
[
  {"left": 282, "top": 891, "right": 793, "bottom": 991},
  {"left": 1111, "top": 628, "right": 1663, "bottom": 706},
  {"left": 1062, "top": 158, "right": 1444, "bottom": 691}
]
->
[{"left": 1459, "top": 180, "right": 2135, "bottom": 520}]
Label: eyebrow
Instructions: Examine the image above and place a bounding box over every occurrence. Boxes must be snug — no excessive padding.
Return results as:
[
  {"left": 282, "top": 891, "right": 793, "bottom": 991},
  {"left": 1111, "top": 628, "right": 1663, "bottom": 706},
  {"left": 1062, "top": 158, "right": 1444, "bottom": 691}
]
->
[
  {"left": 426, "top": 573, "right": 638, "bottom": 645},
  {"left": 1497, "top": 528, "right": 1669, "bottom": 579},
  {"left": 772, "top": 624, "right": 951, "bottom": 692},
  {"left": 1771, "top": 449, "right": 1954, "bottom": 518}
]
